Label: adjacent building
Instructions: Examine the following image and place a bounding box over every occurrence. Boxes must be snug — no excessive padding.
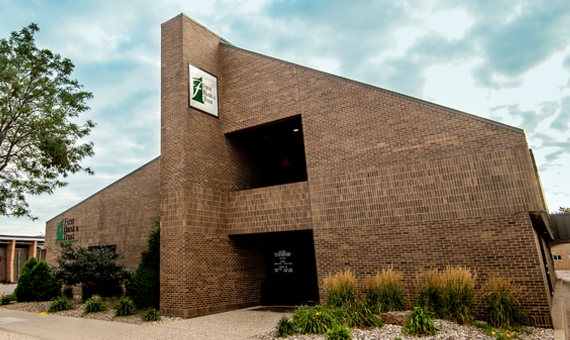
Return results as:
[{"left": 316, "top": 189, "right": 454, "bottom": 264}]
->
[{"left": 45, "top": 14, "right": 555, "bottom": 326}]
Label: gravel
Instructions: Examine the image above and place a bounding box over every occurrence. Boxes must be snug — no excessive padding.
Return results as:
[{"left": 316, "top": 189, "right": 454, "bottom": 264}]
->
[
  {"left": 256, "top": 320, "right": 555, "bottom": 340},
  {"left": 0, "top": 299, "right": 183, "bottom": 325}
]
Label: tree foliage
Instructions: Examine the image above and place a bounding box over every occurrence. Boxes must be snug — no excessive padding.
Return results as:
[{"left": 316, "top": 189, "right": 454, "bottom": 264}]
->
[
  {"left": 126, "top": 221, "right": 160, "bottom": 309},
  {"left": 53, "top": 243, "right": 131, "bottom": 290},
  {"left": 0, "top": 23, "right": 95, "bottom": 219},
  {"left": 15, "top": 257, "right": 61, "bottom": 302},
  {"left": 557, "top": 207, "right": 570, "bottom": 214}
]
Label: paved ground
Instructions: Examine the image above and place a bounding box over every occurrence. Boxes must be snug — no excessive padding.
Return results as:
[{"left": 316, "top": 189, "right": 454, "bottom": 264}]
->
[
  {"left": 0, "top": 307, "right": 288, "bottom": 340},
  {"left": 0, "top": 286, "right": 16, "bottom": 295}
]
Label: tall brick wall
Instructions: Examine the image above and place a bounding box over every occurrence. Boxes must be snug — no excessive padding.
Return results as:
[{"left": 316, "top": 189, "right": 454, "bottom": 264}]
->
[{"left": 45, "top": 157, "right": 160, "bottom": 269}]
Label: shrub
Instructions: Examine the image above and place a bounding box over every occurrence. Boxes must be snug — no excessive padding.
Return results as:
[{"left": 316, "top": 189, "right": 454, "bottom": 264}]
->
[
  {"left": 142, "top": 308, "right": 162, "bottom": 322},
  {"left": 403, "top": 306, "right": 437, "bottom": 336},
  {"left": 332, "top": 301, "right": 383, "bottom": 329},
  {"left": 276, "top": 316, "right": 296, "bottom": 338},
  {"left": 483, "top": 277, "right": 526, "bottom": 328},
  {"left": 83, "top": 298, "right": 108, "bottom": 315},
  {"left": 325, "top": 269, "right": 358, "bottom": 309},
  {"left": 325, "top": 324, "right": 352, "bottom": 340},
  {"left": 292, "top": 305, "right": 337, "bottom": 335},
  {"left": 126, "top": 225, "right": 160, "bottom": 309},
  {"left": 48, "top": 296, "right": 75, "bottom": 313},
  {"left": 62, "top": 286, "right": 74, "bottom": 299},
  {"left": 113, "top": 296, "right": 137, "bottom": 317},
  {"left": 15, "top": 258, "right": 61, "bottom": 302},
  {"left": 0, "top": 294, "right": 15, "bottom": 305},
  {"left": 439, "top": 266, "right": 476, "bottom": 324},
  {"left": 362, "top": 266, "right": 405, "bottom": 313},
  {"left": 415, "top": 268, "right": 442, "bottom": 315}
]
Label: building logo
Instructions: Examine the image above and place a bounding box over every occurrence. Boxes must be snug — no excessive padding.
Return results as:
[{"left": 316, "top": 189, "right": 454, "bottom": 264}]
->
[
  {"left": 55, "top": 218, "right": 79, "bottom": 243},
  {"left": 188, "top": 63, "right": 218, "bottom": 117}
]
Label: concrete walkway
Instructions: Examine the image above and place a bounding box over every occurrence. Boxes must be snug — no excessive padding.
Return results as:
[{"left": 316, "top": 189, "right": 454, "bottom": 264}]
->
[
  {"left": 0, "top": 285, "right": 16, "bottom": 295},
  {"left": 0, "top": 307, "right": 288, "bottom": 340}
]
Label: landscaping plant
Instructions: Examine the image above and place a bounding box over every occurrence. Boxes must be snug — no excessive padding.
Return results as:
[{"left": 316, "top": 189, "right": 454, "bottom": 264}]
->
[
  {"left": 62, "top": 286, "right": 74, "bottom": 299},
  {"left": 113, "top": 296, "right": 137, "bottom": 317},
  {"left": 142, "top": 308, "right": 162, "bottom": 322},
  {"left": 483, "top": 277, "right": 526, "bottom": 328},
  {"left": 0, "top": 294, "right": 15, "bottom": 305},
  {"left": 324, "top": 269, "right": 358, "bottom": 309},
  {"left": 332, "top": 301, "right": 383, "bottom": 329},
  {"left": 439, "top": 266, "right": 476, "bottom": 324},
  {"left": 15, "top": 258, "right": 61, "bottom": 302},
  {"left": 126, "top": 223, "right": 160, "bottom": 309},
  {"left": 276, "top": 316, "right": 296, "bottom": 338},
  {"left": 48, "top": 296, "right": 75, "bottom": 313},
  {"left": 83, "top": 298, "right": 108, "bottom": 315},
  {"left": 474, "top": 321, "right": 532, "bottom": 340},
  {"left": 414, "top": 268, "right": 442, "bottom": 315},
  {"left": 292, "top": 305, "right": 337, "bottom": 335},
  {"left": 325, "top": 324, "right": 352, "bottom": 340},
  {"left": 403, "top": 306, "right": 437, "bottom": 336},
  {"left": 362, "top": 265, "right": 405, "bottom": 313}
]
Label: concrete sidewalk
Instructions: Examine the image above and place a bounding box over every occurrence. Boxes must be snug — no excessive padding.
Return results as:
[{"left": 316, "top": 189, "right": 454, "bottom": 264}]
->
[{"left": 0, "top": 307, "right": 287, "bottom": 340}]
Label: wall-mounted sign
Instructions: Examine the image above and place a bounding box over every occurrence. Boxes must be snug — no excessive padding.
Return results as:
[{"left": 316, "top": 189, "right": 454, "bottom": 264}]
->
[
  {"left": 274, "top": 250, "right": 293, "bottom": 273},
  {"left": 55, "top": 218, "right": 79, "bottom": 243},
  {"left": 189, "top": 63, "right": 218, "bottom": 117}
]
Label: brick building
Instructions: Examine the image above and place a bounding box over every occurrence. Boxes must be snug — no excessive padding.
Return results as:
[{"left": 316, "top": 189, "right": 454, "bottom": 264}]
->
[
  {"left": 0, "top": 234, "right": 45, "bottom": 283},
  {"left": 45, "top": 14, "right": 555, "bottom": 326}
]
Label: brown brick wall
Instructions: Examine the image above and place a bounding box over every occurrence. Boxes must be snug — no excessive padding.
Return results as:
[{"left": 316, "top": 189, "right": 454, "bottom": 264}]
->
[
  {"left": 313, "top": 212, "right": 553, "bottom": 327},
  {"left": 45, "top": 158, "right": 160, "bottom": 269}
]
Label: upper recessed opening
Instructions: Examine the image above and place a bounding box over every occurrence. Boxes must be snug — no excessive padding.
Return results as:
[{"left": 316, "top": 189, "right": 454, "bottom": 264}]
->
[{"left": 227, "top": 116, "right": 308, "bottom": 188}]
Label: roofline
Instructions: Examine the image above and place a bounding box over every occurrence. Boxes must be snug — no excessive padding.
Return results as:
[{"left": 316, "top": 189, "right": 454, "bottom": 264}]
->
[
  {"left": 161, "top": 13, "right": 234, "bottom": 46},
  {"left": 0, "top": 235, "right": 45, "bottom": 242},
  {"left": 46, "top": 156, "right": 160, "bottom": 224},
  {"left": 220, "top": 43, "right": 523, "bottom": 133}
]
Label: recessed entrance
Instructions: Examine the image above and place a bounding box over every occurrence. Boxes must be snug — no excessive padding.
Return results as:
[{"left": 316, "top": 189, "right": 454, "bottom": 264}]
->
[{"left": 262, "top": 230, "right": 319, "bottom": 306}]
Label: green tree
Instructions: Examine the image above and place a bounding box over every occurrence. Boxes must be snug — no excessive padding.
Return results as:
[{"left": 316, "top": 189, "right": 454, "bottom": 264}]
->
[
  {"left": 557, "top": 207, "right": 570, "bottom": 214},
  {"left": 0, "top": 23, "right": 95, "bottom": 219},
  {"left": 15, "top": 257, "right": 61, "bottom": 302},
  {"left": 126, "top": 220, "right": 160, "bottom": 309}
]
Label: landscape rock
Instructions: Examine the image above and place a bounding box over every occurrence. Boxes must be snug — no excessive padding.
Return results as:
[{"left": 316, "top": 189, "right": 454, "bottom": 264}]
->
[{"left": 379, "top": 310, "right": 412, "bottom": 326}]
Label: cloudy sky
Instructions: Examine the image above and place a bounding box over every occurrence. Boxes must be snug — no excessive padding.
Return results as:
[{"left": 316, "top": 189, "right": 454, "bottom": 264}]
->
[{"left": 1, "top": 0, "right": 569, "bottom": 235}]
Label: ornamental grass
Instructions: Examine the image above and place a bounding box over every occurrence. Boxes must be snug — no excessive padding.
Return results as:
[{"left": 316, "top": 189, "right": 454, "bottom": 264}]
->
[
  {"left": 362, "top": 265, "right": 405, "bottom": 313},
  {"left": 324, "top": 269, "right": 358, "bottom": 309},
  {"left": 483, "top": 276, "right": 526, "bottom": 328}
]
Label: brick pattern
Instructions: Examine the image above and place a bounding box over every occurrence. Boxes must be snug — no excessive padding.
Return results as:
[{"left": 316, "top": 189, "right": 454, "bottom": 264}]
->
[
  {"left": 45, "top": 158, "right": 160, "bottom": 269},
  {"left": 313, "top": 212, "right": 553, "bottom": 327},
  {"left": 551, "top": 250, "right": 570, "bottom": 269}
]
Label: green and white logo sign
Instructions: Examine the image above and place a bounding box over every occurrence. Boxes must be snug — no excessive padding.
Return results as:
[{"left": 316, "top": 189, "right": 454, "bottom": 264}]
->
[
  {"left": 55, "top": 218, "right": 79, "bottom": 243},
  {"left": 189, "top": 64, "right": 218, "bottom": 117}
]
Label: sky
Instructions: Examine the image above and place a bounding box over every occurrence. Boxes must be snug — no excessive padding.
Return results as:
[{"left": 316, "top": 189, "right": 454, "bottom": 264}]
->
[{"left": 0, "top": 0, "right": 569, "bottom": 235}]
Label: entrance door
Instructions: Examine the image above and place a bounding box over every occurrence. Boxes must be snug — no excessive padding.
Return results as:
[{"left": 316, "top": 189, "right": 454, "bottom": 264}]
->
[{"left": 264, "top": 230, "right": 319, "bottom": 306}]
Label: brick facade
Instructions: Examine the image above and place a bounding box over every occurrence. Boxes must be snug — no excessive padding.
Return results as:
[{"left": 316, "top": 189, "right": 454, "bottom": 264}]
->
[{"left": 46, "top": 13, "right": 554, "bottom": 327}]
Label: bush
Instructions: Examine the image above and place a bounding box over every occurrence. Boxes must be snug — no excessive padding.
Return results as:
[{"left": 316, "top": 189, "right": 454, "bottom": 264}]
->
[
  {"left": 415, "top": 269, "right": 442, "bottom": 315},
  {"left": 325, "top": 324, "right": 352, "bottom": 340},
  {"left": 362, "top": 266, "right": 405, "bottom": 313},
  {"left": 113, "top": 296, "right": 137, "bottom": 317},
  {"left": 276, "top": 316, "right": 296, "bottom": 338},
  {"left": 15, "top": 258, "right": 61, "bottom": 302},
  {"left": 48, "top": 296, "right": 75, "bottom": 313},
  {"left": 62, "top": 286, "right": 74, "bottom": 299},
  {"left": 439, "top": 266, "right": 476, "bottom": 324},
  {"left": 403, "top": 306, "right": 437, "bottom": 336},
  {"left": 332, "top": 301, "right": 383, "bottom": 329},
  {"left": 484, "top": 277, "right": 526, "bottom": 328},
  {"left": 126, "top": 225, "right": 160, "bottom": 309},
  {"left": 0, "top": 294, "right": 15, "bottom": 305},
  {"left": 142, "top": 308, "right": 162, "bottom": 322},
  {"left": 292, "top": 305, "right": 337, "bottom": 335},
  {"left": 324, "top": 269, "right": 358, "bottom": 309},
  {"left": 83, "top": 298, "right": 108, "bottom": 315}
]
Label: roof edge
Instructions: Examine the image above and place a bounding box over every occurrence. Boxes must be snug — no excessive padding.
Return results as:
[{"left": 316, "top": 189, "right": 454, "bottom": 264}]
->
[
  {"left": 46, "top": 156, "right": 160, "bottom": 224},
  {"left": 161, "top": 13, "right": 234, "bottom": 46},
  {"left": 221, "top": 44, "right": 523, "bottom": 133}
]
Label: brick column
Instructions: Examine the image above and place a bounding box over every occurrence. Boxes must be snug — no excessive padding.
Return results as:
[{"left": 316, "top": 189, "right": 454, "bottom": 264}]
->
[
  {"left": 28, "top": 241, "right": 37, "bottom": 260},
  {"left": 6, "top": 240, "right": 15, "bottom": 283}
]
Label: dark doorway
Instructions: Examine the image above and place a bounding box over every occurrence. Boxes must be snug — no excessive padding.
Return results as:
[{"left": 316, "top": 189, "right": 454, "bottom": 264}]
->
[{"left": 263, "top": 230, "right": 319, "bottom": 306}]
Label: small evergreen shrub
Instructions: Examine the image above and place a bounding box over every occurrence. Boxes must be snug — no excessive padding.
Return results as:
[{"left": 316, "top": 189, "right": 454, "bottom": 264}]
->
[
  {"left": 142, "top": 308, "right": 162, "bottom": 322},
  {"left": 325, "top": 324, "right": 352, "bottom": 340},
  {"left": 0, "top": 294, "right": 15, "bottom": 305},
  {"left": 484, "top": 277, "right": 526, "bottom": 328},
  {"left": 15, "top": 258, "right": 61, "bottom": 302},
  {"left": 48, "top": 296, "right": 75, "bottom": 313},
  {"left": 324, "top": 269, "right": 358, "bottom": 309},
  {"left": 276, "top": 316, "right": 296, "bottom": 338},
  {"left": 292, "top": 305, "right": 337, "bottom": 335},
  {"left": 113, "top": 296, "right": 137, "bottom": 317},
  {"left": 403, "top": 306, "right": 437, "bottom": 336},
  {"left": 62, "top": 286, "right": 74, "bottom": 299},
  {"left": 126, "top": 224, "right": 160, "bottom": 309},
  {"left": 83, "top": 298, "right": 108, "bottom": 315},
  {"left": 362, "top": 266, "right": 405, "bottom": 313}
]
